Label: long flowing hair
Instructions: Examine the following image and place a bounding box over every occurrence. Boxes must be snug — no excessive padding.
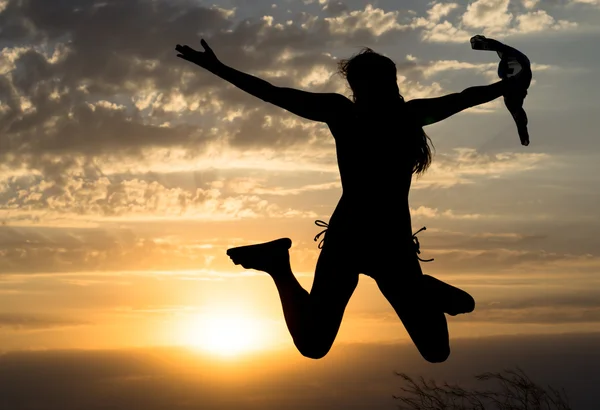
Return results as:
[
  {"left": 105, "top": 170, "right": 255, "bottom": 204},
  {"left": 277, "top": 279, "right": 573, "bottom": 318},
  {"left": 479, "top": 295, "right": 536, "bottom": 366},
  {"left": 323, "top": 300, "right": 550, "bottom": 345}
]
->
[{"left": 338, "top": 48, "right": 434, "bottom": 176}]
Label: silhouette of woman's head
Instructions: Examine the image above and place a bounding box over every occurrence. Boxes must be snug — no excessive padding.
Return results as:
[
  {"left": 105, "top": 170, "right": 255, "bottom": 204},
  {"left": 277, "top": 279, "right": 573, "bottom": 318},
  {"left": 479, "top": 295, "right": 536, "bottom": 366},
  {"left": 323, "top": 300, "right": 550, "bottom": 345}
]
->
[
  {"left": 338, "top": 48, "right": 433, "bottom": 175},
  {"left": 338, "top": 48, "right": 401, "bottom": 103}
]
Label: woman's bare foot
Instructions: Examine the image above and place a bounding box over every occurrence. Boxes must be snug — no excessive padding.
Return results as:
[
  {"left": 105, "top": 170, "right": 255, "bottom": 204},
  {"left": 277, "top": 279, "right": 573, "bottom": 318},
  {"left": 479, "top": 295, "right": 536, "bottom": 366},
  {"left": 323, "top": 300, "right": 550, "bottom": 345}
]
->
[
  {"left": 421, "top": 274, "right": 475, "bottom": 316},
  {"left": 226, "top": 238, "right": 292, "bottom": 274}
]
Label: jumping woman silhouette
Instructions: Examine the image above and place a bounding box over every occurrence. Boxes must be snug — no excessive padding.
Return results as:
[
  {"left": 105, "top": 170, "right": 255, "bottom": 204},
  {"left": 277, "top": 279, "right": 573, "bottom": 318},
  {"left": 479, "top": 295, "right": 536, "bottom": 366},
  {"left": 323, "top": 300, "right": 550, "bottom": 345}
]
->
[{"left": 175, "top": 39, "right": 527, "bottom": 363}]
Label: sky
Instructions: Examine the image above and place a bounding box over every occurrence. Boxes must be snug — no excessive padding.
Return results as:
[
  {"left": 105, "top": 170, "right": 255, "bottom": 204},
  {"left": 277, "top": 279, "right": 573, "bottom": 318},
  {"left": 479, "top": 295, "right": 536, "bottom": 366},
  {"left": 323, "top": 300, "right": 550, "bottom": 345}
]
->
[{"left": 1, "top": 0, "right": 600, "bottom": 408}]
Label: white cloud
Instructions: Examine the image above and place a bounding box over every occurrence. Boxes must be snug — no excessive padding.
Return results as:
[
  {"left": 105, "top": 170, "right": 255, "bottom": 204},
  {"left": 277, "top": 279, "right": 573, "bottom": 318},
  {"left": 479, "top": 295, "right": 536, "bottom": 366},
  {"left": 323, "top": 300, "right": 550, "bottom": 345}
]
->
[
  {"left": 570, "top": 0, "right": 600, "bottom": 5},
  {"left": 19, "top": 96, "right": 35, "bottom": 114},
  {"left": 421, "top": 60, "right": 497, "bottom": 78},
  {"left": 400, "top": 79, "right": 445, "bottom": 100},
  {"left": 412, "top": 148, "right": 551, "bottom": 189},
  {"left": 224, "top": 177, "right": 340, "bottom": 196},
  {"left": 411, "top": 206, "right": 488, "bottom": 220},
  {"left": 0, "top": 46, "right": 32, "bottom": 75},
  {"left": 420, "top": 20, "right": 473, "bottom": 43},
  {"left": 410, "top": 0, "right": 577, "bottom": 43},
  {"left": 298, "top": 65, "right": 334, "bottom": 87},
  {"left": 89, "top": 100, "right": 126, "bottom": 111},
  {"left": 0, "top": 173, "right": 319, "bottom": 226},
  {"left": 515, "top": 10, "right": 578, "bottom": 33},
  {"left": 325, "top": 4, "right": 407, "bottom": 36},
  {"left": 522, "top": 0, "right": 539, "bottom": 9},
  {"left": 427, "top": 2, "right": 460, "bottom": 23},
  {"left": 462, "top": 0, "right": 513, "bottom": 33}
]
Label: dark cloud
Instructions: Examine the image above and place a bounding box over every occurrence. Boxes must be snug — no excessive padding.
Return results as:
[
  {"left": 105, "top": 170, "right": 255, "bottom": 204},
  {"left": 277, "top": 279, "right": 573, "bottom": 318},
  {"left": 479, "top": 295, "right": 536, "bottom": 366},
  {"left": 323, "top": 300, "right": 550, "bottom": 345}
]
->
[
  {"left": 1, "top": 12, "right": 349, "bottom": 219},
  {"left": 471, "top": 306, "right": 600, "bottom": 324},
  {"left": 429, "top": 248, "right": 591, "bottom": 272},
  {"left": 414, "top": 230, "right": 600, "bottom": 273},
  {"left": 480, "top": 291, "right": 600, "bottom": 310},
  {"left": 0, "top": 1, "right": 225, "bottom": 175},
  {"left": 323, "top": 1, "right": 349, "bottom": 17},
  {"left": 0, "top": 225, "right": 227, "bottom": 274},
  {"left": 0, "top": 333, "right": 599, "bottom": 409},
  {"left": 0, "top": 0, "right": 419, "bottom": 204},
  {"left": 354, "top": 288, "right": 600, "bottom": 325},
  {"left": 0, "top": 0, "right": 412, "bottom": 161},
  {"left": 0, "top": 313, "right": 86, "bottom": 329},
  {"left": 470, "top": 291, "right": 600, "bottom": 324},
  {"left": 1, "top": 0, "right": 592, "bottom": 277}
]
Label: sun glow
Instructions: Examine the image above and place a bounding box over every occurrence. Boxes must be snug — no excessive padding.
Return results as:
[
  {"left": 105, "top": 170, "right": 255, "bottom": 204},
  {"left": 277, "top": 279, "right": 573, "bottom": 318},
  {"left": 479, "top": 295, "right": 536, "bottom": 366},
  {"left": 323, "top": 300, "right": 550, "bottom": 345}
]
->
[{"left": 181, "top": 313, "right": 270, "bottom": 357}]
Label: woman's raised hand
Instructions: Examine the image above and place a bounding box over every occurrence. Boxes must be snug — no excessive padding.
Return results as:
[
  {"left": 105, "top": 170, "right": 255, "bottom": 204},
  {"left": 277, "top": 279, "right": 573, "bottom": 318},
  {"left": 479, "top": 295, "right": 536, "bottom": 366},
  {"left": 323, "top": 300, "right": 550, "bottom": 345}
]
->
[{"left": 175, "top": 39, "right": 221, "bottom": 71}]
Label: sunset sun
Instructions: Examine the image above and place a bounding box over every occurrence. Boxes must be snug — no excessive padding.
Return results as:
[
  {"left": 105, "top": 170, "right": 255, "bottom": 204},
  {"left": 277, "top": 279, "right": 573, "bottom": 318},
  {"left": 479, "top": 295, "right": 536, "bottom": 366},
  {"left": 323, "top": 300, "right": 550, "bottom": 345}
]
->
[{"left": 182, "top": 313, "right": 268, "bottom": 357}]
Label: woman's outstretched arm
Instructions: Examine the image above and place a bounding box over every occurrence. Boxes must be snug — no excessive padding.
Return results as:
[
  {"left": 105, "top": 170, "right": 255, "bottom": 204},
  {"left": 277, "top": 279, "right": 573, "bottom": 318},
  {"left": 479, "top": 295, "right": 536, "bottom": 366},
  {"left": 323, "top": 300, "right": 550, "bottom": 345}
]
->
[
  {"left": 175, "top": 39, "right": 350, "bottom": 123},
  {"left": 406, "top": 80, "right": 512, "bottom": 127}
]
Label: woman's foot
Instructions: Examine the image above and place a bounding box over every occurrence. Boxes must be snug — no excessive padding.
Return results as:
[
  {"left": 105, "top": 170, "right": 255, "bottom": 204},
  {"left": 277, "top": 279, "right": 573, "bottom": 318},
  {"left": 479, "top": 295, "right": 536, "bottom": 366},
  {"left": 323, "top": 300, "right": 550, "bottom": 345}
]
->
[
  {"left": 226, "top": 238, "right": 292, "bottom": 274},
  {"left": 421, "top": 274, "right": 475, "bottom": 316}
]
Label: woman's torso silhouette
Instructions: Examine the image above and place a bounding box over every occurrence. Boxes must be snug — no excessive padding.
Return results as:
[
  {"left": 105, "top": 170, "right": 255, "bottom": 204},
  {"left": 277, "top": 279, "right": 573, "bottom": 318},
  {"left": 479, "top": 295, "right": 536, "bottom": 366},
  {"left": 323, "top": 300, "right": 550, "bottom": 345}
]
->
[{"left": 323, "top": 99, "right": 420, "bottom": 277}]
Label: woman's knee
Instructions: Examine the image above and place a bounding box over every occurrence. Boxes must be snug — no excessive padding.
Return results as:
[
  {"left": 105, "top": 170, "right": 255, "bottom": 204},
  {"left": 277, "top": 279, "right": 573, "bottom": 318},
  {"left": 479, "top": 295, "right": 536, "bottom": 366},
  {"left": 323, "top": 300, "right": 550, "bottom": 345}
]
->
[
  {"left": 295, "top": 338, "right": 333, "bottom": 360},
  {"left": 420, "top": 344, "right": 450, "bottom": 363}
]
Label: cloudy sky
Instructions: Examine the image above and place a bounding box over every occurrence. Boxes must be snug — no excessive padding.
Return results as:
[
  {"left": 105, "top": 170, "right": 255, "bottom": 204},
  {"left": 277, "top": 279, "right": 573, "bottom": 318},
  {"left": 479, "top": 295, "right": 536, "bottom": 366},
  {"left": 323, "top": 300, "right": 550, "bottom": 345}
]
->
[{"left": 1, "top": 0, "right": 600, "bottom": 408}]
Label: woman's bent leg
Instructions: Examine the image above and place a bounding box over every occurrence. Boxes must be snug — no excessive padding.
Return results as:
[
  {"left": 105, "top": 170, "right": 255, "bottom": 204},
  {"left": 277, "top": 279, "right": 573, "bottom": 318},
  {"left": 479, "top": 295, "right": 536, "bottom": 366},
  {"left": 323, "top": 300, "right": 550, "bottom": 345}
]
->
[
  {"left": 227, "top": 238, "right": 358, "bottom": 359},
  {"left": 372, "top": 268, "right": 450, "bottom": 363}
]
